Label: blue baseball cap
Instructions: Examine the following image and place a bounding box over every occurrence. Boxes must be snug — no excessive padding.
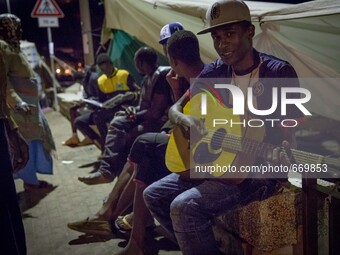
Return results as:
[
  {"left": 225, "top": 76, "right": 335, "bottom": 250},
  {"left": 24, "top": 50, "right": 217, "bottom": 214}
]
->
[{"left": 159, "top": 22, "right": 184, "bottom": 44}]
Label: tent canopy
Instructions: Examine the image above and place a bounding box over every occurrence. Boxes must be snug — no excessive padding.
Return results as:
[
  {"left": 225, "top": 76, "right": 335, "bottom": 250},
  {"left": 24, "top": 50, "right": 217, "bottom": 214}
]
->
[{"left": 103, "top": 0, "right": 340, "bottom": 121}]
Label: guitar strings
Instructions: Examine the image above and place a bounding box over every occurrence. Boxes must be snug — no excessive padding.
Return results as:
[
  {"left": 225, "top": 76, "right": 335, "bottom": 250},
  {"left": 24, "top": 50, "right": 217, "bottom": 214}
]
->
[
  {"left": 192, "top": 128, "right": 340, "bottom": 167},
  {"left": 198, "top": 134, "right": 340, "bottom": 172},
  {"left": 202, "top": 131, "right": 338, "bottom": 164}
]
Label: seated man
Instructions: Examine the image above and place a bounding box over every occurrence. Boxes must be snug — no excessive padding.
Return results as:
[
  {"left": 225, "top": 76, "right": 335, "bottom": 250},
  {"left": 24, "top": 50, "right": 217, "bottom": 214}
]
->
[
  {"left": 78, "top": 47, "right": 173, "bottom": 185},
  {"left": 143, "top": 1, "right": 304, "bottom": 255},
  {"left": 67, "top": 25, "right": 190, "bottom": 247},
  {"left": 63, "top": 54, "right": 139, "bottom": 150},
  {"left": 67, "top": 23, "right": 187, "bottom": 239},
  {"left": 62, "top": 64, "right": 100, "bottom": 147},
  {"left": 113, "top": 29, "right": 205, "bottom": 255}
]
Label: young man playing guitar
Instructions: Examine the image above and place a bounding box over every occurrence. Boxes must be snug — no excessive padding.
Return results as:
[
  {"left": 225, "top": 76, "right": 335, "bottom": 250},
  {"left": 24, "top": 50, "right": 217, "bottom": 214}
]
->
[{"left": 143, "top": 1, "right": 304, "bottom": 255}]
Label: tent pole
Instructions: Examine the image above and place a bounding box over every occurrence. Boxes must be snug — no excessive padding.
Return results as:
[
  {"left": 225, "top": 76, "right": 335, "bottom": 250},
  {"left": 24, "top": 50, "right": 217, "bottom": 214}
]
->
[{"left": 79, "top": 0, "right": 95, "bottom": 66}]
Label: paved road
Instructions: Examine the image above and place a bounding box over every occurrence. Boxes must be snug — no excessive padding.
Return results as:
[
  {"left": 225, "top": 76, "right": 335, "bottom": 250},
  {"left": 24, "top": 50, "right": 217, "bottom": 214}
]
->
[{"left": 15, "top": 110, "right": 182, "bottom": 255}]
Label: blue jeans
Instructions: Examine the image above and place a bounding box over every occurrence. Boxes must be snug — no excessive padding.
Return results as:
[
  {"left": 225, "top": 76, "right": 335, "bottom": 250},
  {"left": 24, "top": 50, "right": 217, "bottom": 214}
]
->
[{"left": 143, "top": 173, "right": 281, "bottom": 255}]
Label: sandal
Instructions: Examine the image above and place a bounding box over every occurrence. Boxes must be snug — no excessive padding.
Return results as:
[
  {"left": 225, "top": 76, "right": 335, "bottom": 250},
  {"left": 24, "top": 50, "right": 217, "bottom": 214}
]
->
[
  {"left": 24, "top": 180, "right": 53, "bottom": 191},
  {"left": 114, "top": 212, "right": 156, "bottom": 232},
  {"left": 115, "top": 213, "right": 133, "bottom": 231}
]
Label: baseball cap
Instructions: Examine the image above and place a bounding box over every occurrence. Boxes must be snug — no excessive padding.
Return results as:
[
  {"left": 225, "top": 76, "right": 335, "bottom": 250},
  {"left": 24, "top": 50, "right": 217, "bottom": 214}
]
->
[
  {"left": 197, "top": 0, "right": 251, "bottom": 35},
  {"left": 159, "top": 22, "right": 184, "bottom": 44}
]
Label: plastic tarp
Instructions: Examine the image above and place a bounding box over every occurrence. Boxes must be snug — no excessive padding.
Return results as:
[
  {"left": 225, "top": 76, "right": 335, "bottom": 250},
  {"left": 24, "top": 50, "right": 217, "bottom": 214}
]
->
[
  {"left": 103, "top": 0, "right": 340, "bottom": 121},
  {"left": 108, "top": 29, "right": 169, "bottom": 84}
]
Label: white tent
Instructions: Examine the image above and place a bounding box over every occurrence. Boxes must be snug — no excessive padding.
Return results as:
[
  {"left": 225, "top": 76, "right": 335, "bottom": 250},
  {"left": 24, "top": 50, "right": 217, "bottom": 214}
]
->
[{"left": 103, "top": 0, "right": 340, "bottom": 121}]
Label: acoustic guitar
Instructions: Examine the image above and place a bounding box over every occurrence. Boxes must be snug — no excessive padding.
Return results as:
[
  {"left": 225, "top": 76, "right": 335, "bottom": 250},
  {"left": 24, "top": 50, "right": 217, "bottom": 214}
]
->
[{"left": 165, "top": 93, "right": 340, "bottom": 178}]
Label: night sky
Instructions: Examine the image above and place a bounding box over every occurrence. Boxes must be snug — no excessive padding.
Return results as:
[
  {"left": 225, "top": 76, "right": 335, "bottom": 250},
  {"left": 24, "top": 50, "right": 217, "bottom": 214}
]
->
[
  {"left": 0, "top": 0, "right": 310, "bottom": 66},
  {"left": 0, "top": 0, "right": 105, "bottom": 64}
]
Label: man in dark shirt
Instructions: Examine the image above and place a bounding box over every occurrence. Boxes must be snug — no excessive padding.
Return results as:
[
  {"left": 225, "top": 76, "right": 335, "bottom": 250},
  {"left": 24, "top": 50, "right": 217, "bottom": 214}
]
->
[{"left": 143, "top": 1, "right": 304, "bottom": 255}]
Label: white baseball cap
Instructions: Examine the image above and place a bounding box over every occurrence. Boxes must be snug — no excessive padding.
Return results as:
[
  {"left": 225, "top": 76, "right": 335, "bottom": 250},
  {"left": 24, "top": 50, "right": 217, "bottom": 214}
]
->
[{"left": 159, "top": 22, "right": 184, "bottom": 44}]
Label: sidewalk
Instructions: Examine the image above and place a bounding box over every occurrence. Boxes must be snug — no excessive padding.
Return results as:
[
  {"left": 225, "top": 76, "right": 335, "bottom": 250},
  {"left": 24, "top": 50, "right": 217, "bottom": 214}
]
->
[
  {"left": 15, "top": 108, "right": 340, "bottom": 255},
  {"left": 15, "top": 109, "right": 181, "bottom": 255}
]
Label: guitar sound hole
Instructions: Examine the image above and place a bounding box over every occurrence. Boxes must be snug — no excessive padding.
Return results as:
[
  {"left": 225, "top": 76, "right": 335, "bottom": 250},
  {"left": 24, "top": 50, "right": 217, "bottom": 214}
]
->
[
  {"left": 193, "top": 128, "right": 226, "bottom": 164},
  {"left": 211, "top": 128, "right": 226, "bottom": 150}
]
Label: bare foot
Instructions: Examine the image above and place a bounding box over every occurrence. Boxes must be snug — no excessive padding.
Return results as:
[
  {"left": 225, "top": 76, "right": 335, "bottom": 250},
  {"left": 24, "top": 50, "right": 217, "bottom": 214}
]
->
[
  {"left": 62, "top": 135, "right": 80, "bottom": 147},
  {"left": 23, "top": 180, "right": 53, "bottom": 191},
  {"left": 86, "top": 214, "right": 107, "bottom": 222},
  {"left": 67, "top": 217, "right": 111, "bottom": 236},
  {"left": 95, "top": 203, "right": 113, "bottom": 221},
  {"left": 78, "top": 171, "right": 114, "bottom": 185},
  {"left": 78, "top": 136, "right": 94, "bottom": 146}
]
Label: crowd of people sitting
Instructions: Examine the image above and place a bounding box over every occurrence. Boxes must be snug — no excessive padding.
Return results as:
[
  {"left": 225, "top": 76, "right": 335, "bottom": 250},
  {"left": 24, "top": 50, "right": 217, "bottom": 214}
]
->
[
  {"left": 62, "top": 0, "right": 303, "bottom": 254},
  {"left": 67, "top": 22, "right": 191, "bottom": 255},
  {"left": 1, "top": 0, "right": 304, "bottom": 254}
]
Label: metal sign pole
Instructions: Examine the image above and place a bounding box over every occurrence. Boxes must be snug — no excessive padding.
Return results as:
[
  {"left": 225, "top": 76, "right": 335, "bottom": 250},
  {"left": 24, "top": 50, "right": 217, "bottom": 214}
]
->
[
  {"left": 6, "top": 0, "right": 11, "bottom": 12},
  {"left": 31, "top": 0, "right": 64, "bottom": 112},
  {"left": 47, "top": 27, "right": 59, "bottom": 111}
]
